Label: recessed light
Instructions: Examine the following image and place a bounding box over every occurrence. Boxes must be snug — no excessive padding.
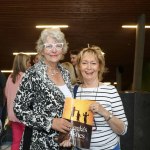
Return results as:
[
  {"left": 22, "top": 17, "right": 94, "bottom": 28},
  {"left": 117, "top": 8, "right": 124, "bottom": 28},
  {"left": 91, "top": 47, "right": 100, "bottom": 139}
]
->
[
  {"left": 1, "top": 70, "right": 13, "bottom": 73},
  {"left": 122, "top": 25, "right": 150, "bottom": 28},
  {"left": 13, "top": 52, "right": 37, "bottom": 55},
  {"left": 36, "top": 25, "right": 69, "bottom": 29}
]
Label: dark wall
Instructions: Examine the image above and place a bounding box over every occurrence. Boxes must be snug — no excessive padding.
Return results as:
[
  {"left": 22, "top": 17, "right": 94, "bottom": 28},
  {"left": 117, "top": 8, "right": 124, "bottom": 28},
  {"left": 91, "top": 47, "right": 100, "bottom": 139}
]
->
[
  {"left": 119, "top": 92, "right": 150, "bottom": 150},
  {"left": 142, "top": 62, "right": 150, "bottom": 91}
]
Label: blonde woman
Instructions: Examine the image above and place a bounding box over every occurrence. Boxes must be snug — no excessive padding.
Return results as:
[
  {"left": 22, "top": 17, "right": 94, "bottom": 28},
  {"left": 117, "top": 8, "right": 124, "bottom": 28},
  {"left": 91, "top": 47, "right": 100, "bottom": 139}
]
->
[
  {"left": 5, "top": 53, "right": 31, "bottom": 150},
  {"left": 75, "top": 46, "right": 128, "bottom": 150}
]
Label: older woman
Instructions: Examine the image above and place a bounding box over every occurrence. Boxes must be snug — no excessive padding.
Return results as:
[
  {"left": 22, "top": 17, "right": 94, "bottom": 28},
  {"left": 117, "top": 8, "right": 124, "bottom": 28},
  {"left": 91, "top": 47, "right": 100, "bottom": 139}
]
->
[
  {"left": 14, "top": 28, "right": 73, "bottom": 150},
  {"left": 74, "top": 46, "right": 128, "bottom": 150}
]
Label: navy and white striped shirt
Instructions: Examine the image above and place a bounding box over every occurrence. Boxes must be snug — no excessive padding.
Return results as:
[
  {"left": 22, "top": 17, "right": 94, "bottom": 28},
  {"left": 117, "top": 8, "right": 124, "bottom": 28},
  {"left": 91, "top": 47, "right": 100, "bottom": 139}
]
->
[{"left": 76, "top": 84, "right": 128, "bottom": 150}]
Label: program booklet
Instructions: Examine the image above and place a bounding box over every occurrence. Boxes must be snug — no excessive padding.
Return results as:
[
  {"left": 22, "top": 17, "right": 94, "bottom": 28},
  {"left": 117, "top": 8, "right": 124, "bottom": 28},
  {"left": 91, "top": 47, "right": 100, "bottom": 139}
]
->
[{"left": 58, "top": 97, "right": 95, "bottom": 149}]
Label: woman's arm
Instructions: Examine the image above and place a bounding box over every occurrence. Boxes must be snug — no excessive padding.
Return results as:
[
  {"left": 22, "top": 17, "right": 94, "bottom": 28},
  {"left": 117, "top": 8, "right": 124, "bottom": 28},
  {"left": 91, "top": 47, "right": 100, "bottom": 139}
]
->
[
  {"left": 89, "top": 86, "right": 128, "bottom": 135},
  {"left": 14, "top": 71, "right": 72, "bottom": 133},
  {"left": 100, "top": 110, "right": 126, "bottom": 135},
  {"left": 13, "top": 72, "right": 54, "bottom": 132}
]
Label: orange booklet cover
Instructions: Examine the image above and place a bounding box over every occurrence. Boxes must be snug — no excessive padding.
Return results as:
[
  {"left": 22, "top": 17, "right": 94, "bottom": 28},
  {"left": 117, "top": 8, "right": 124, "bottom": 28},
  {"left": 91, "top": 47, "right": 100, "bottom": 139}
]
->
[{"left": 58, "top": 97, "right": 95, "bottom": 149}]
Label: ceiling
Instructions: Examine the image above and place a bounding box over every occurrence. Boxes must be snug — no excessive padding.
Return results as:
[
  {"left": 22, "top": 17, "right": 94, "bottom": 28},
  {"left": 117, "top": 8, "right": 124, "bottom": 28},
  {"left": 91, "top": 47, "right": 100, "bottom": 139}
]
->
[{"left": 0, "top": 0, "right": 150, "bottom": 90}]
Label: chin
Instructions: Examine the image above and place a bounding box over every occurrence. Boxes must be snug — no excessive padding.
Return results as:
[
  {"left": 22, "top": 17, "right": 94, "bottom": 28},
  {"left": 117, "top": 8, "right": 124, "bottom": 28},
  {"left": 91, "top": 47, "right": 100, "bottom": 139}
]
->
[
  {"left": 84, "top": 77, "right": 93, "bottom": 80},
  {"left": 50, "top": 58, "right": 60, "bottom": 62}
]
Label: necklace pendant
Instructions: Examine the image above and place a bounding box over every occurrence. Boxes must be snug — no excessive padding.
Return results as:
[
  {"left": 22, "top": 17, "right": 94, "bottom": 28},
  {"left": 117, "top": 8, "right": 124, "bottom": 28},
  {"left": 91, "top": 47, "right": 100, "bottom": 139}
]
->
[
  {"left": 47, "top": 65, "right": 59, "bottom": 77},
  {"left": 50, "top": 70, "right": 59, "bottom": 76}
]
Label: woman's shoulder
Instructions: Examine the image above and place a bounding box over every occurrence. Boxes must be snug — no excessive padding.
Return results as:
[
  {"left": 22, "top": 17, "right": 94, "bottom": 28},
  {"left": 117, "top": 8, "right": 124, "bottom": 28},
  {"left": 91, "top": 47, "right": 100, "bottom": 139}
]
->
[
  {"left": 59, "top": 63, "right": 68, "bottom": 72},
  {"left": 26, "top": 61, "right": 44, "bottom": 74},
  {"left": 59, "top": 63, "right": 71, "bottom": 78},
  {"left": 22, "top": 65, "right": 41, "bottom": 82},
  {"left": 100, "top": 83, "right": 117, "bottom": 90},
  {"left": 25, "top": 65, "right": 36, "bottom": 75}
]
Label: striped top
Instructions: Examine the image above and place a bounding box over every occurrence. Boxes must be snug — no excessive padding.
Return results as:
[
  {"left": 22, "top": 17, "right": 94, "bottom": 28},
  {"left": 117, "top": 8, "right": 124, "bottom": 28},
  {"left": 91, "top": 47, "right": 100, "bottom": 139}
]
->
[{"left": 76, "top": 84, "right": 128, "bottom": 150}]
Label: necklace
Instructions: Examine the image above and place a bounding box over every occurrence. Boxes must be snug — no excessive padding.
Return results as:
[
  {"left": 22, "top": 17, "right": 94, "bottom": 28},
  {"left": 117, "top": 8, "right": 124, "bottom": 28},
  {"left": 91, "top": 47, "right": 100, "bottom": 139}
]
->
[
  {"left": 47, "top": 66, "right": 59, "bottom": 76},
  {"left": 50, "top": 69, "right": 59, "bottom": 76}
]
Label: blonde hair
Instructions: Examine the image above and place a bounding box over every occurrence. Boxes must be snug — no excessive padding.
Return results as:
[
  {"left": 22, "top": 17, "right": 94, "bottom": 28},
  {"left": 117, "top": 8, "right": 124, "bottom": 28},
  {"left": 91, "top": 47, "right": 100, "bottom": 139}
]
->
[
  {"left": 11, "top": 53, "right": 31, "bottom": 83},
  {"left": 61, "top": 62, "right": 77, "bottom": 85},
  {"left": 77, "top": 46, "right": 107, "bottom": 82}
]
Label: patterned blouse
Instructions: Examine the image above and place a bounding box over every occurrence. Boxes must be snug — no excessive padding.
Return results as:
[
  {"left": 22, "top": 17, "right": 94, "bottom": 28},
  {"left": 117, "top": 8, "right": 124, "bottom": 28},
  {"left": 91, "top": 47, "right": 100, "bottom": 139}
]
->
[{"left": 14, "top": 60, "right": 73, "bottom": 150}]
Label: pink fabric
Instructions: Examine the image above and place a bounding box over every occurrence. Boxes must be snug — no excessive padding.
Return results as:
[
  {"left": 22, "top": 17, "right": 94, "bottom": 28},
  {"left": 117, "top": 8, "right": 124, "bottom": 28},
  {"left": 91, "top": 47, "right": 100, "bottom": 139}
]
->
[
  {"left": 5, "top": 72, "right": 25, "bottom": 150},
  {"left": 11, "top": 122, "right": 25, "bottom": 150},
  {"left": 5, "top": 72, "right": 24, "bottom": 122}
]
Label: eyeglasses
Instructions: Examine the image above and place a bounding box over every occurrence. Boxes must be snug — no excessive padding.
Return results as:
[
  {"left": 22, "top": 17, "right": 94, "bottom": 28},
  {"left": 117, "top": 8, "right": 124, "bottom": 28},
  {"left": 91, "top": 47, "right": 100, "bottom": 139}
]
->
[{"left": 44, "top": 43, "right": 64, "bottom": 51}]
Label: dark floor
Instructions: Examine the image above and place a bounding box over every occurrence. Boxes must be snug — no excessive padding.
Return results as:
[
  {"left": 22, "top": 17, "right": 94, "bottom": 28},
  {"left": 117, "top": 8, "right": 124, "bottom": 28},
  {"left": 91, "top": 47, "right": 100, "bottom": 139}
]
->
[
  {"left": 0, "top": 126, "right": 12, "bottom": 150},
  {"left": 0, "top": 143, "right": 11, "bottom": 150}
]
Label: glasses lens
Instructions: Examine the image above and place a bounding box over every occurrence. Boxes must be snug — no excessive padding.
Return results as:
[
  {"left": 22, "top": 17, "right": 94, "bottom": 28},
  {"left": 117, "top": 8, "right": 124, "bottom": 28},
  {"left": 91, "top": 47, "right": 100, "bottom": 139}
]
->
[
  {"left": 44, "top": 43, "right": 63, "bottom": 51},
  {"left": 45, "top": 44, "right": 53, "bottom": 50},
  {"left": 55, "top": 43, "right": 63, "bottom": 50}
]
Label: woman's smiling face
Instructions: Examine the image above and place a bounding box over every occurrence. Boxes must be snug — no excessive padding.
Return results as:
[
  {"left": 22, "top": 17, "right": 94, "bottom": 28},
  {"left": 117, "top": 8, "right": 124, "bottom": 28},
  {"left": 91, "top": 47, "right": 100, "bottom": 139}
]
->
[
  {"left": 42, "top": 36, "right": 63, "bottom": 64},
  {"left": 79, "top": 52, "right": 100, "bottom": 81}
]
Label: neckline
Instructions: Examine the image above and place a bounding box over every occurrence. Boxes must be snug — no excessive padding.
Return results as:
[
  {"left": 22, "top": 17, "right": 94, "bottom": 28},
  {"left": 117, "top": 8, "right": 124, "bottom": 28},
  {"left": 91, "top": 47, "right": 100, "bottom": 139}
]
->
[
  {"left": 47, "top": 65, "right": 59, "bottom": 76},
  {"left": 80, "top": 82, "right": 101, "bottom": 100},
  {"left": 57, "top": 84, "right": 66, "bottom": 87},
  {"left": 80, "top": 82, "right": 104, "bottom": 88}
]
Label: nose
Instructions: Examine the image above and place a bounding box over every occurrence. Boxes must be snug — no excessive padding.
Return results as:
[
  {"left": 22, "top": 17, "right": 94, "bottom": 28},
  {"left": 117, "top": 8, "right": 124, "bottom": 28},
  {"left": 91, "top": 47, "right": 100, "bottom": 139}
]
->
[
  {"left": 87, "top": 63, "right": 91, "bottom": 69},
  {"left": 51, "top": 46, "right": 57, "bottom": 53}
]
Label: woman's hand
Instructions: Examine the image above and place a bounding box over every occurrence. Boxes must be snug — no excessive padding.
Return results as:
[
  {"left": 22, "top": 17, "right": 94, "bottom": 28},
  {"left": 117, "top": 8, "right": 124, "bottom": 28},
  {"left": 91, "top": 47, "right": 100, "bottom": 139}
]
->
[
  {"left": 60, "top": 140, "right": 72, "bottom": 147},
  {"left": 51, "top": 118, "right": 72, "bottom": 133},
  {"left": 89, "top": 102, "right": 107, "bottom": 116},
  {"left": 8, "top": 111, "right": 20, "bottom": 122}
]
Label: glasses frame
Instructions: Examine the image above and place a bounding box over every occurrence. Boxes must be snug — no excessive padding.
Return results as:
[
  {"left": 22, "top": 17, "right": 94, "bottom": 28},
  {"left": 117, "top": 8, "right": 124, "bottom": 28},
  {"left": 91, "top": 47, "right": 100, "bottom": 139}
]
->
[{"left": 44, "top": 43, "right": 64, "bottom": 51}]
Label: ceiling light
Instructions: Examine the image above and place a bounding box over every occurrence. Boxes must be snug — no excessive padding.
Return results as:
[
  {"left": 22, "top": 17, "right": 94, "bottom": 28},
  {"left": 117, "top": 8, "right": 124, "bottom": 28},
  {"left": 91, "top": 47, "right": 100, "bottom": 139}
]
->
[
  {"left": 1, "top": 70, "right": 13, "bottom": 73},
  {"left": 122, "top": 25, "right": 150, "bottom": 28},
  {"left": 36, "top": 25, "right": 69, "bottom": 29},
  {"left": 13, "top": 52, "right": 37, "bottom": 55}
]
